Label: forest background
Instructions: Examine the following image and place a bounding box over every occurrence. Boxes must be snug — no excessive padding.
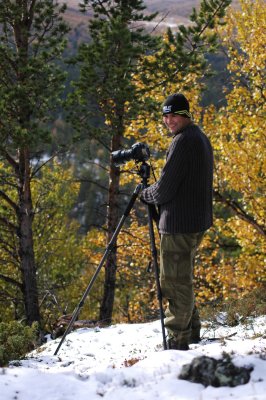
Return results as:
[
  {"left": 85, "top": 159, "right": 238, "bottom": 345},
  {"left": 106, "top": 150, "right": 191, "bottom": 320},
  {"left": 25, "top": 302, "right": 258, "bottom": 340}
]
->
[{"left": 0, "top": 0, "right": 265, "bottom": 354}]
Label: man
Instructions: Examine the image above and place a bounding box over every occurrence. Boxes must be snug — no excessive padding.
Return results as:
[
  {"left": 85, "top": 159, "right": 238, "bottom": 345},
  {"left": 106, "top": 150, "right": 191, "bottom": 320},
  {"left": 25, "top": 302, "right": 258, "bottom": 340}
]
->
[{"left": 141, "top": 93, "right": 213, "bottom": 350}]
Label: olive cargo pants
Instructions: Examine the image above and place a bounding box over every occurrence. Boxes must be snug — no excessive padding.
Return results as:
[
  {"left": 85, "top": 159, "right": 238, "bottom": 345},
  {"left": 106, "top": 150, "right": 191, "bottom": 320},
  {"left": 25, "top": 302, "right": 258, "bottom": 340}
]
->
[{"left": 160, "top": 232, "right": 205, "bottom": 344}]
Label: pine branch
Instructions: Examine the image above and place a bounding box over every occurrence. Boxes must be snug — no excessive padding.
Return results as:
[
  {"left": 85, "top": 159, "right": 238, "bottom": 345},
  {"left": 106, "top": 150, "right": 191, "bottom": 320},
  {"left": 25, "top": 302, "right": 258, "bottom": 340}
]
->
[{"left": 155, "top": 0, "right": 232, "bottom": 86}]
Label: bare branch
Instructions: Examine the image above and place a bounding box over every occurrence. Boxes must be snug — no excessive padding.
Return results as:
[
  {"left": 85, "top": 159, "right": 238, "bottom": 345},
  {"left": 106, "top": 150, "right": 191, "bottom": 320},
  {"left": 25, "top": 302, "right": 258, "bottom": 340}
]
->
[
  {"left": 0, "top": 235, "right": 18, "bottom": 261},
  {"left": 0, "top": 148, "right": 19, "bottom": 172},
  {"left": 214, "top": 190, "right": 266, "bottom": 237},
  {"left": 149, "top": 12, "right": 170, "bottom": 35},
  {"left": 0, "top": 273, "right": 22, "bottom": 290},
  {"left": 31, "top": 151, "right": 60, "bottom": 178},
  {"left": 75, "top": 178, "right": 109, "bottom": 192},
  {"left": 84, "top": 160, "right": 109, "bottom": 172},
  {"left": 0, "top": 189, "right": 19, "bottom": 212},
  {"left": 0, "top": 216, "right": 18, "bottom": 232}
]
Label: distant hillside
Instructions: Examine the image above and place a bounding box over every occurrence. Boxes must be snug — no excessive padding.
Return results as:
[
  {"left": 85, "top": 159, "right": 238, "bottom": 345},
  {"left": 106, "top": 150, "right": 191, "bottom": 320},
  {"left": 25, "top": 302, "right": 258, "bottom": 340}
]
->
[
  {"left": 62, "top": 0, "right": 191, "bottom": 29},
  {"left": 143, "top": 0, "right": 202, "bottom": 17},
  {"left": 62, "top": 0, "right": 239, "bottom": 30}
]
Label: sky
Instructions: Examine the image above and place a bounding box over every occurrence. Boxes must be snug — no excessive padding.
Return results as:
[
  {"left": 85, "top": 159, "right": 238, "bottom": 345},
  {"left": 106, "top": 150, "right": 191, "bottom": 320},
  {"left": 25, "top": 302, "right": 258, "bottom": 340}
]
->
[{"left": 0, "top": 314, "right": 265, "bottom": 400}]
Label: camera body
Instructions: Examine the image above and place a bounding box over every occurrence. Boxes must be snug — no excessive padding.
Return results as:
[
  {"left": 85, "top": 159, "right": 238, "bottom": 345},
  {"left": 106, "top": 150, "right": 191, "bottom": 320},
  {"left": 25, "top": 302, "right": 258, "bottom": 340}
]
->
[{"left": 111, "top": 142, "right": 150, "bottom": 166}]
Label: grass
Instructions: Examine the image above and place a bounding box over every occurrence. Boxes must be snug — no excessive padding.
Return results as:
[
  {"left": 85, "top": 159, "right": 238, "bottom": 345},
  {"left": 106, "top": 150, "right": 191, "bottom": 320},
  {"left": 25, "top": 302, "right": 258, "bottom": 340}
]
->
[{"left": 199, "top": 284, "right": 266, "bottom": 327}]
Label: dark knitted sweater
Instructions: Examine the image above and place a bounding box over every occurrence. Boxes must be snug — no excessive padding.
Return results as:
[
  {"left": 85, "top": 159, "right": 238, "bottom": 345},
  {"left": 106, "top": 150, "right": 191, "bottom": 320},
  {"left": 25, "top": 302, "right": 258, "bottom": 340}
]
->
[{"left": 141, "top": 123, "right": 213, "bottom": 234}]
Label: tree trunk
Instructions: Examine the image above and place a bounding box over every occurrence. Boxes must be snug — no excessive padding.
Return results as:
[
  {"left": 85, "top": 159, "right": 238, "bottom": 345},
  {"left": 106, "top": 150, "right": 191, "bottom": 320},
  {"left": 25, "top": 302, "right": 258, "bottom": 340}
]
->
[
  {"left": 99, "top": 133, "right": 122, "bottom": 324},
  {"left": 17, "top": 148, "right": 40, "bottom": 325}
]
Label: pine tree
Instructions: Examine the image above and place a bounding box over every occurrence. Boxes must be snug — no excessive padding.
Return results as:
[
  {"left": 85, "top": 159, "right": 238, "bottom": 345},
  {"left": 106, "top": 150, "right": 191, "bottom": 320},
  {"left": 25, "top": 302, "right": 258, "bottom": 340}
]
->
[
  {"left": 69, "top": 0, "right": 159, "bottom": 324},
  {"left": 0, "top": 1, "right": 69, "bottom": 325}
]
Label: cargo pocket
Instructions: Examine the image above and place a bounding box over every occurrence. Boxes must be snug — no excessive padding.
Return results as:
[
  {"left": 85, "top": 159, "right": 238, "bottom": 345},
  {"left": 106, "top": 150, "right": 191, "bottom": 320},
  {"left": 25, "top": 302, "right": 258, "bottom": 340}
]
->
[
  {"left": 160, "top": 249, "right": 193, "bottom": 301},
  {"left": 160, "top": 249, "right": 180, "bottom": 282}
]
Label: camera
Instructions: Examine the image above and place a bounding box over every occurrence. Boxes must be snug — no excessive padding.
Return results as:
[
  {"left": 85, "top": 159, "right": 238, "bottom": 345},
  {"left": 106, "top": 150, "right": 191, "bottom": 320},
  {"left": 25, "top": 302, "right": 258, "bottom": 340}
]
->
[{"left": 111, "top": 142, "right": 150, "bottom": 166}]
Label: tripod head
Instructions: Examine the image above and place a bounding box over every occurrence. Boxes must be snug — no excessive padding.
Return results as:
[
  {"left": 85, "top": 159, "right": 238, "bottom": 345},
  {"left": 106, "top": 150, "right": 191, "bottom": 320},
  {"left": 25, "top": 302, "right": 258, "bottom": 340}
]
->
[{"left": 137, "top": 161, "right": 150, "bottom": 186}]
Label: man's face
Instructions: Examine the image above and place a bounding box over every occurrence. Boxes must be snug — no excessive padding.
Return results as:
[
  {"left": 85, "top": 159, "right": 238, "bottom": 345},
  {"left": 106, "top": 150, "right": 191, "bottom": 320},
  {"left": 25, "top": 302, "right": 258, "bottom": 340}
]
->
[{"left": 163, "top": 113, "right": 185, "bottom": 135}]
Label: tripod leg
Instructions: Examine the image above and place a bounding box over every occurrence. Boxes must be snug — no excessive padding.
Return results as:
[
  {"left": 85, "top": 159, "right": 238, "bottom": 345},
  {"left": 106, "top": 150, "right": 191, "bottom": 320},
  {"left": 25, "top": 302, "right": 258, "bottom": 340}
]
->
[
  {"left": 54, "top": 184, "right": 143, "bottom": 356},
  {"left": 147, "top": 205, "right": 167, "bottom": 350}
]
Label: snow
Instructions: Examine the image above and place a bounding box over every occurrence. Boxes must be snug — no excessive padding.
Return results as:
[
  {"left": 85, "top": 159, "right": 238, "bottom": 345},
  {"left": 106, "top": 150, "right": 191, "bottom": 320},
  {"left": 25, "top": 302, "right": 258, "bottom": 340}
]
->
[{"left": 1, "top": 315, "right": 265, "bottom": 400}]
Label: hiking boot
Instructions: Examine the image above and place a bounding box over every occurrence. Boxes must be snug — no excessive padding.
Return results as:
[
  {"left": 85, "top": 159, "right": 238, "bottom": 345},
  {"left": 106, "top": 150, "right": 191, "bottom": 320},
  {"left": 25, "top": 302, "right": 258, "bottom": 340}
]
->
[
  {"left": 189, "top": 335, "right": 201, "bottom": 344},
  {"left": 167, "top": 337, "right": 189, "bottom": 351},
  {"left": 189, "top": 330, "right": 201, "bottom": 344}
]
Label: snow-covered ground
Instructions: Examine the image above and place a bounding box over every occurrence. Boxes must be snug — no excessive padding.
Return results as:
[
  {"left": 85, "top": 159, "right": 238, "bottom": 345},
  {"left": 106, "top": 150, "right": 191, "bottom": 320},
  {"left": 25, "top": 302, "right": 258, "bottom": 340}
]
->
[{"left": 1, "top": 315, "right": 265, "bottom": 400}]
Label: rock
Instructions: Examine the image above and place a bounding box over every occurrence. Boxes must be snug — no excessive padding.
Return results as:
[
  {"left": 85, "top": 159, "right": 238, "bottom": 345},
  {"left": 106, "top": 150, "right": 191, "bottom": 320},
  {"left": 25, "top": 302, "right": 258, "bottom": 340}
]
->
[{"left": 178, "top": 354, "right": 253, "bottom": 387}]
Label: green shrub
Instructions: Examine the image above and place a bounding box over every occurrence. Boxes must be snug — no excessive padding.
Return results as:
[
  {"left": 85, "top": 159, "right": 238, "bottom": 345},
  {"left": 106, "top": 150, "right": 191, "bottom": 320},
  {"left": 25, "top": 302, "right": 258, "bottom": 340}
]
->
[{"left": 0, "top": 321, "right": 38, "bottom": 366}]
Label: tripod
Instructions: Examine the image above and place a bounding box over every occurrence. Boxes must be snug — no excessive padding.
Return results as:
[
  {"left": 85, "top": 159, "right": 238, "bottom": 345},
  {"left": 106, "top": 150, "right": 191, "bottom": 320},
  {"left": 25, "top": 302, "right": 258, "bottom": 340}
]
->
[{"left": 54, "top": 161, "right": 167, "bottom": 355}]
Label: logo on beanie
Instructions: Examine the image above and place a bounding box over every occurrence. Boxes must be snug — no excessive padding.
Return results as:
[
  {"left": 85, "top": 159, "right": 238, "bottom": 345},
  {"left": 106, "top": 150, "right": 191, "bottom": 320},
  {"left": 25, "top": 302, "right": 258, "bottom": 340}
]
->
[{"left": 163, "top": 105, "right": 172, "bottom": 114}]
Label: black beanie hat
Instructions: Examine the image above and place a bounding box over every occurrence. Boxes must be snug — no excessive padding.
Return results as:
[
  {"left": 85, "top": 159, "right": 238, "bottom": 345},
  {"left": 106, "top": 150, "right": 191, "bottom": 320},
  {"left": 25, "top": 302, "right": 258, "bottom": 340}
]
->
[{"left": 162, "top": 93, "right": 191, "bottom": 118}]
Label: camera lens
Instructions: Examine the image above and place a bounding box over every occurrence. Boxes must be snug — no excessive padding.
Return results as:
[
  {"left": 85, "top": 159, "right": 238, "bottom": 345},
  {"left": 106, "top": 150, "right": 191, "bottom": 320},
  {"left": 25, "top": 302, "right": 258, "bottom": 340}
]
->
[
  {"left": 111, "top": 149, "right": 132, "bottom": 165},
  {"left": 111, "top": 142, "right": 150, "bottom": 166}
]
